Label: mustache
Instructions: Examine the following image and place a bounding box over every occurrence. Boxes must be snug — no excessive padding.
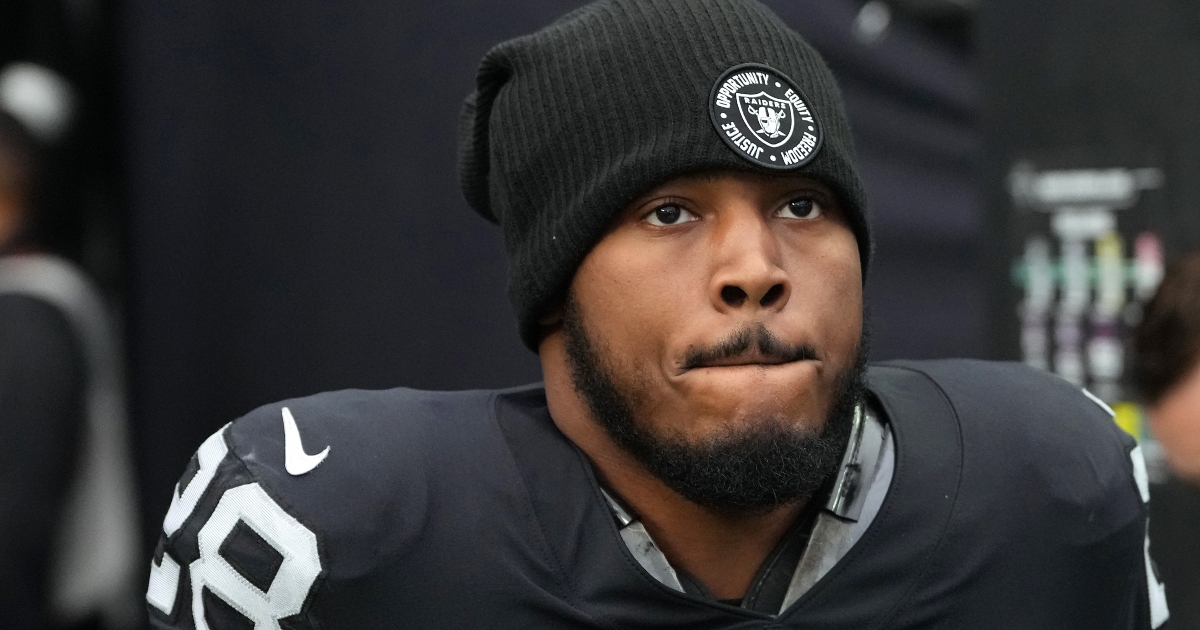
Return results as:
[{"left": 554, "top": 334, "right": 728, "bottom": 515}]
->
[{"left": 680, "top": 323, "right": 819, "bottom": 370}]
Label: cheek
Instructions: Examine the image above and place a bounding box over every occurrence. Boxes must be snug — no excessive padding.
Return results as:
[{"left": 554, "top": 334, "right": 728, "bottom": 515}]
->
[
  {"left": 571, "top": 233, "right": 704, "bottom": 355},
  {"left": 784, "top": 229, "right": 863, "bottom": 349},
  {"left": 1151, "top": 376, "right": 1200, "bottom": 480},
  {"left": 1152, "top": 411, "right": 1200, "bottom": 481}
]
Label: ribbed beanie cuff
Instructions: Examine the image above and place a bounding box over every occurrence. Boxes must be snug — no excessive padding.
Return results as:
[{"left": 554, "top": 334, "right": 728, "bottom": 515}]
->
[{"left": 459, "top": 0, "right": 870, "bottom": 350}]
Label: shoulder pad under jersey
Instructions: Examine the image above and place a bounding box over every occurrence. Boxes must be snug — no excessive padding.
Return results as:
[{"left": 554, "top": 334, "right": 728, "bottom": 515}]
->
[{"left": 146, "top": 386, "right": 501, "bottom": 629}]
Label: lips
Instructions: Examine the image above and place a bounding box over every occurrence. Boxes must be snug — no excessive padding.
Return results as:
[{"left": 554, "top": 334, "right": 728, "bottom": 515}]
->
[
  {"left": 689, "top": 350, "right": 802, "bottom": 369},
  {"left": 678, "top": 324, "right": 820, "bottom": 374}
]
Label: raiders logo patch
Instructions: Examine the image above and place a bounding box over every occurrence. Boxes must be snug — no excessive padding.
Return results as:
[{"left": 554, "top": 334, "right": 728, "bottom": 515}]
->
[{"left": 709, "top": 63, "right": 822, "bottom": 170}]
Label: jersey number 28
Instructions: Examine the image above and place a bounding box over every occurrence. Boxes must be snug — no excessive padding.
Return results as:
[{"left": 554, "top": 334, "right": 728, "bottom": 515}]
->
[{"left": 148, "top": 428, "right": 322, "bottom": 630}]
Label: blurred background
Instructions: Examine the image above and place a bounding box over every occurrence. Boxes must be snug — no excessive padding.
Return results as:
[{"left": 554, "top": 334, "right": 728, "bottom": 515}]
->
[{"left": 2, "top": 0, "right": 1199, "bottom": 627}]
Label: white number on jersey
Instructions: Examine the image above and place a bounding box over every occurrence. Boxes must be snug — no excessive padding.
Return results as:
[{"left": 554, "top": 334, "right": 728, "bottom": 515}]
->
[
  {"left": 148, "top": 427, "right": 231, "bottom": 615},
  {"left": 147, "top": 426, "right": 323, "bottom": 628},
  {"left": 191, "top": 483, "right": 322, "bottom": 630},
  {"left": 1129, "top": 445, "right": 1170, "bottom": 629}
]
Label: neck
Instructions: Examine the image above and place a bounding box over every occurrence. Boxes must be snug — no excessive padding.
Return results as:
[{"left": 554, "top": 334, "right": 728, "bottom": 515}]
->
[
  {"left": 542, "top": 349, "right": 805, "bottom": 600},
  {"left": 598, "top": 441, "right": 805, "bottom": 600}
]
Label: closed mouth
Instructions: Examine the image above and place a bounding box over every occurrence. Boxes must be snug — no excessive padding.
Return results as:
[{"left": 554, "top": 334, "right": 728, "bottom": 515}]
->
[
  {"left": 689, "top": 351, "right": 807, "bottom": 369},
  {"left": 678, "top": 324, "right": 820, "bottom": 374}
]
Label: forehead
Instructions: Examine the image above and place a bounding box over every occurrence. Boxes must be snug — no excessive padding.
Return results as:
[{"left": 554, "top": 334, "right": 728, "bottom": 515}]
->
[{"left": 627, "top": 170, "right": 837, "bottom": 204}]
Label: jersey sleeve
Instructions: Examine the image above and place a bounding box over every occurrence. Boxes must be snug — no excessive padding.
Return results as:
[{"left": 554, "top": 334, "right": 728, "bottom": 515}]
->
[
  {"left": 1059, "top": 386, "right": 1167, "bottom": 629},
  {"left": 146, "top": 424, "right": 324, "bottom": 630},
  {"left": 1127, "top": 441, "right": 1170, "bottom": 629}
]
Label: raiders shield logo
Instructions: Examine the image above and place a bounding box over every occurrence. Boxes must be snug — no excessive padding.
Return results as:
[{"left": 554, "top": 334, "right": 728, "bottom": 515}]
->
[{"left": 709, "top": 63, "right": 822, "bottom": 170}]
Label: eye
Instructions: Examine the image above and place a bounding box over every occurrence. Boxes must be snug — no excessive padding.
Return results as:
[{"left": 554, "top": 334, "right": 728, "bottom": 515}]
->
[
  {"left": 643, "top": 203, "right": 698, "bottom": 227},
  {"left": 776, "top": 196, "right": 824, "bottom": 220}
]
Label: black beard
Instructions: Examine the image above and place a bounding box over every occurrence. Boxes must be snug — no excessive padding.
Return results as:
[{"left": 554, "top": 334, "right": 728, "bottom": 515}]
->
[{"left": 562, "top": 296, "right": 868, "bottom": 513}]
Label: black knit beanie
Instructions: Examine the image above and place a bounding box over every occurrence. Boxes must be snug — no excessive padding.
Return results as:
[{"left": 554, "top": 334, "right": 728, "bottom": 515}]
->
[{"left": 460, "top": 0, "right": 870, "bottom": 350}]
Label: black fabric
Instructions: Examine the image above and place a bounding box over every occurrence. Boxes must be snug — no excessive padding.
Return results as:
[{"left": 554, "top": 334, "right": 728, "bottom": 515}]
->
[
  {"left": 200, "top": 588, "right": 254, "bottom": 630},
  {"left": 458, "top": 0, "right": 870, "bottom": 349},
  {"left": 0, "top": 294, "right": 86, "bottom": 630},
  {"left": 671, "top": 498, "right": 822, "bottom": 613},
  {"left": 150, "top": 360, "right": 1149, "bottom": 629},
  {"left": 675, "top": 570, "right": 720, "bottom": 602},
  {"left": 862, "top": 361, "right": 1146, "bottom": 629},
  {"left": 739, "top": 494, "right": 824, "bottom": 613},
  {"left": 1150, "top": 477, "right": 1200, "bottom": 630},
  {"left": 218, "top": 520, "right": 284, "bottom": 594},
  {"left": 177, "top": 452, "right": 201, "bottom": 499}
]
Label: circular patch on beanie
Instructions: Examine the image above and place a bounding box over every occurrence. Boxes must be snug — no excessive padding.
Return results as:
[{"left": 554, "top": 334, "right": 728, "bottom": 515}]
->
[{"left": 709, "top": 63, "right": 823, "bottom": 170}]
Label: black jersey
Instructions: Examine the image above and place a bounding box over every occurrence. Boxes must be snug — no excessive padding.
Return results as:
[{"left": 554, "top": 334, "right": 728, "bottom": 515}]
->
[{"left": 147, "top": 360, "right": 1160, "bottom": 629}]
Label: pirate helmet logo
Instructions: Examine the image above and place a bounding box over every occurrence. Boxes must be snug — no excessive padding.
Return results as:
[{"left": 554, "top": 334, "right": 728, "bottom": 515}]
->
[
  {"left": 739, "top": 92, "right": 794, "bottom": 147},
  {"left": 750, "top": 104, "right": 785, "bottom": 137},
  {"left": 709, "top": 63, "right": 823, "bottom": 170}
]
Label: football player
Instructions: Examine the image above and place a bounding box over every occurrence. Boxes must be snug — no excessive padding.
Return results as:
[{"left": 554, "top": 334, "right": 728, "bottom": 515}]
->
[{"left": 147, "top": 1, "right": 1167, "bottom": 628}]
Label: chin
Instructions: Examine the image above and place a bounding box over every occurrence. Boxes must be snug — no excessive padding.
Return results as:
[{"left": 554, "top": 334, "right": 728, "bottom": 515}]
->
[{"left": 658, "top": 393, "right": 827, "bottom": 446}]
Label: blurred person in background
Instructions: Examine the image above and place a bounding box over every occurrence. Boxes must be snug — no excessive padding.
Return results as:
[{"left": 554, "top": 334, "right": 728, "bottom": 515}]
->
[
  {"left": 0, "top": 62, "right": 138, "bottom": 630},
  {"left": 1135, "top": 251, "right": 1200, "bottom": 484},
  {"left": 1133, "top": 251, "right": 1200, "bottom": 630}
]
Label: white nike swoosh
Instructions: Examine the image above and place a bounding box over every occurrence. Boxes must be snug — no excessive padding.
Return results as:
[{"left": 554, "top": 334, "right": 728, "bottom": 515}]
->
[{"left": 282, "top": 407, "right": 329, "bottom": 476}]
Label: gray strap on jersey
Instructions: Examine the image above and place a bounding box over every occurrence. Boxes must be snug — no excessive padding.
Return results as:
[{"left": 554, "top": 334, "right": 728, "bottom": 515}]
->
[
  {"left": 601, "top": 488, "right": 686, "bottom": 592},
  {"left": 602, "top": 401, "right": 894, "bottom": 615},
  {"left": 779, "top": 402, "right": 892, "bottom": 611}
]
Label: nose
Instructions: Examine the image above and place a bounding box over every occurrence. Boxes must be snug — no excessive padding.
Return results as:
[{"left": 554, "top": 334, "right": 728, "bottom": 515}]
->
[{"left": 708, "top": 213, "right": 791, "bottom": 313}]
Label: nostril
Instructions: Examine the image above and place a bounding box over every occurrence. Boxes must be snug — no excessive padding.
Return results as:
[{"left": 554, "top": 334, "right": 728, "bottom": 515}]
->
[
  {"left": 760, "top": 284, "right": 784, "bottom": 307},
  {"left": 721, "top": 286, "right": 748, "bottom": 307}
]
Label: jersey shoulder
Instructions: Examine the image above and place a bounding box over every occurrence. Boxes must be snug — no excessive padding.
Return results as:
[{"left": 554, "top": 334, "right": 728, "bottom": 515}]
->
[
  {"left": 227, "top": 385, "right": 501, "bottom": 502},
  {"left": 875, "top": 359, "right": 1142, "bottom": 532},
  {"left": 225, "top": 385, "right": 504, "bottom": 541},
  {"left": 869, "top": 361, "right": 1165, "bottom": 630},
  {"left": 146, "top": 385, "right": 523, "bottom": 629},
  {"left": 878, "top": 358, "right": 1132, "bottom": 455}
]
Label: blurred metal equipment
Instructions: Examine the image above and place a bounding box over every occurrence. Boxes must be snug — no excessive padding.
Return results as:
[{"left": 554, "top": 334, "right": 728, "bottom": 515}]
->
[{"left": 982, "top": 0, "right": 1200, "bottom": 627}]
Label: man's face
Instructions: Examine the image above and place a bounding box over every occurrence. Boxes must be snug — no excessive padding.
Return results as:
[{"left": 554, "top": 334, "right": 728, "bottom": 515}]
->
[{"left": 543, "top": 170, "right": 865, "bottom": 510}]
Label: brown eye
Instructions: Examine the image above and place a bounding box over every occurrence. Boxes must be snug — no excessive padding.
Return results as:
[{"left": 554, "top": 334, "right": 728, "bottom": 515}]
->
[
  {"left": 643, "top": 203, "right": 698, "bottom": 227},
  {"left": 777, "top": 197, "right": 822, "bottom": 220}
]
